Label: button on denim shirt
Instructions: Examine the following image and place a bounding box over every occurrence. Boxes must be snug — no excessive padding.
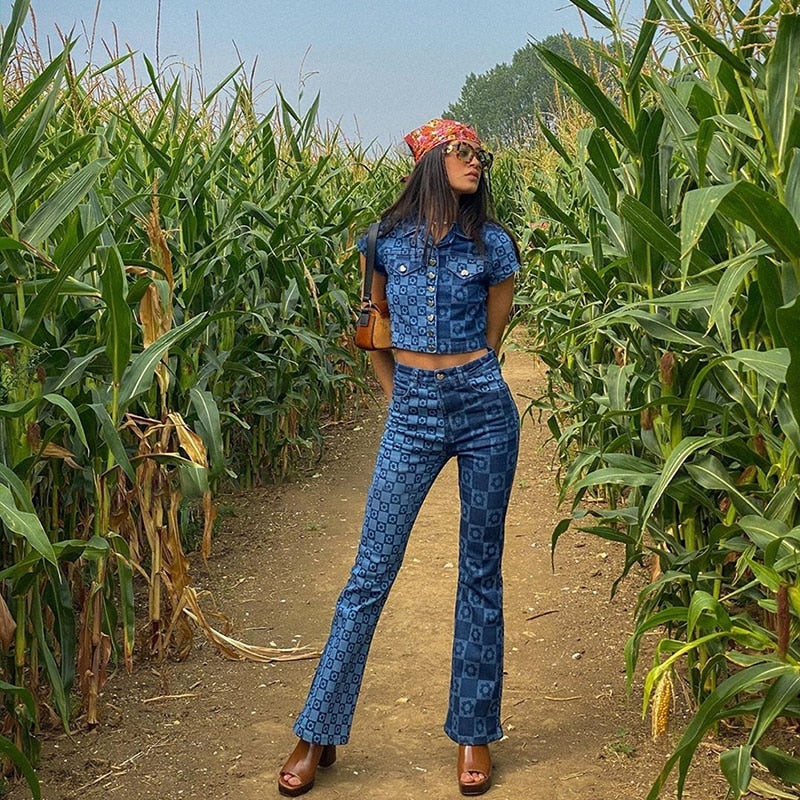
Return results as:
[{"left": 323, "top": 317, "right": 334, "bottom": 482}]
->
[{"left": 358, "top": 221, "right": 520, "bottom": 354}]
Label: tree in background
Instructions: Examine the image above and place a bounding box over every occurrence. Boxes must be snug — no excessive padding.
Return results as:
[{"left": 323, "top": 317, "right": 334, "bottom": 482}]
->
[{"left": 445, "top": 32, "right": 602, "bottom": 146}]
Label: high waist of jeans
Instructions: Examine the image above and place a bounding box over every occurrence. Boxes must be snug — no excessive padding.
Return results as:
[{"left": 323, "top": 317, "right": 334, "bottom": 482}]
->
[{"left": 393, "top": 348, "right": 500, "bottom": 390}]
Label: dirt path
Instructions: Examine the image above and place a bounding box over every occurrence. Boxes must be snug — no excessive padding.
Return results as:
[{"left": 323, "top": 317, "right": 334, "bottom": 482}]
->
[{"left": 12, "top": 348, "right": 731, "bottom": 799}]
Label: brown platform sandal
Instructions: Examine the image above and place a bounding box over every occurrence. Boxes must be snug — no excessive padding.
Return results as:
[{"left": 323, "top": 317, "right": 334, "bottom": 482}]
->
[
  {"left": 457, "top": 744, "right": 492, "bottom": 797},
  {"left": 278, "top": 739, "right": 337, "bottom": 797}
]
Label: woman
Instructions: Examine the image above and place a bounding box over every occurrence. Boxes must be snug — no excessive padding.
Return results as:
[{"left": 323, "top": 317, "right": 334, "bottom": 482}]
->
[{"left": 278, "top": 118, "right": 521, "bottom": 797}]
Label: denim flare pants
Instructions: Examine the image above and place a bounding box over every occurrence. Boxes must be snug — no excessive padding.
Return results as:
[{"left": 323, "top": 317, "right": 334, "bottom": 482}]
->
[{"left": 293, "top": 349, "right": 520, "bottom": 746}]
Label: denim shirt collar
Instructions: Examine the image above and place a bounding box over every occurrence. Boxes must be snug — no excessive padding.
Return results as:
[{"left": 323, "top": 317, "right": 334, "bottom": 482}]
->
[{"left": 396, "top": 220, "right": 473, "bottom": 247}]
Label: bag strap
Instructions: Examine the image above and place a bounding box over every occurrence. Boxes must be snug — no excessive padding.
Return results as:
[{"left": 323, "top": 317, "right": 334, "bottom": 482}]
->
[{"left": 361, "top": 222, "right": 380, "bottom": 304}]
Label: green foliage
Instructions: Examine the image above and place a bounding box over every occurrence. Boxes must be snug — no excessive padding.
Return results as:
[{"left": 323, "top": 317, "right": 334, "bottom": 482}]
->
[
  {"left": 0, "top": 681, "right": 40, "bottom": 798},
  {"left": 518, "top": 0, "right": 800, "bottom": 796},
  {"left": 0, "top": 0, "right": 402, "bottom": 776},
  {"left": 445, "top": 33, "right": 603, "bottom": 145}
]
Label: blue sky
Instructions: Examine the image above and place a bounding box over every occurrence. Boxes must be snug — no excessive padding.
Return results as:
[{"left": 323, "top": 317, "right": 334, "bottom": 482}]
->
[{"left": 25, "top": 1, "right": 636, "bottom": 149}]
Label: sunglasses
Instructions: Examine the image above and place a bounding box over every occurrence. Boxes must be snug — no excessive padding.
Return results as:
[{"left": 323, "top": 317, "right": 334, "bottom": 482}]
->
[{"left": 444, "top": 141, "right": 494, "bottom": 170}]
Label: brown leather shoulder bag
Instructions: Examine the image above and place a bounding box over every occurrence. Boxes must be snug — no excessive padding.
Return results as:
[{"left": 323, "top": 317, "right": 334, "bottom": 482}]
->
[{"left": 354, "top": 222, "right": 392, "bottom": 351}]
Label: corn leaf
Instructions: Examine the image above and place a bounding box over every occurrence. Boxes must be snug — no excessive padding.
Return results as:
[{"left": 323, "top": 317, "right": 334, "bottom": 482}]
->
[
  {"left": 190, "top": 387, "right": 225, "bottom": 478},
  {"left": 528, "top": 186, "right": 584, "bottom": 239},
  {"left": 30, "top": 585, "right": 70, "bottom": 728},
  {"left": 764, "top": 480, "right": 800, "bottom": 524},
  {"left": 100, "top": 248, "right": 132, "bottom": 387},
  {"left": 537, "top": 114, "right": 571, "bottom": 164},
  {"left": 720, "top": 745, "right": 753, "bottom": 799},
  {"left": 625, "top": 0, "right": 661, "bottom": 91},
  {"left": 89, "top": 403, "right": 135, "bottom": 482},
  {"left": 776, "top": 297, "right": 800, "bottom": 427},
  {"left": 708, "top": 250, "right": 763, "bottom": 346},
  {"left": 728, "top": 348, "right": 789, "bottom": 383},
  {"left": 0, "top": 464, "right": 35, "bottom": 514},
  {"left": 108, "top": 534, "right": 135, "bottom": 671},
  {"left": 584, "top": 170, "right": 625, "bottom": 251},
  {"left": 752, "top": 746, "right": 800, "bottom": 787},
  {"left": 568, "top": 0, "right": 613, "bottom": 28},
  {"left": 0, "top": 680, "right": 35, "bottom": 719},
  {"left": 619, "top": 194, "right": 713, "bottom": 273},
  {"left": 3, "top": 47, "right": 68, "bottom": 131},
  {"left": 685, "top": 455, "right": 761, "bottom": 517},
  {"left": 687, "top": 590, "right": 729, "bottom": 639},
  {"left": 0, "top": 328, "right": 34, "bottom": 347},
  {"left": 536, "top": 46, "right": 638, "bottom": 153},
  {"left": 739, "top": 515, "right": 793, "bottom": 558},
  {"left": 605, "top": 363, "right": 635, "bottom": 411},
  {"left": 44, "top": 393, "right": 89, "bottom": 455},
  {"left": 118, "top": 312, "right": 208, "bottom": 409},
  {"left": 680, "top": 185, "right": 736, "bottom": 277},
  {"left": 766, "top": 13, "right": 800, "bottom": 171},
  {"left": 19, "top": 159, "right": 109, "bottom": 248},
  {"left": 88, "top": 51, "right": 135, "bottom": 80},
  {"left": 550, "top": 517, "right": 572, "bottom": 568},
  {"left": 0, "top": 484, "right": 56, "bottom": 565},
  {"left": 0, "top": 398, "right": 38, "bottom": 418},
  {"left": 0, "top": 735, "right": 40, "bottom": 800},
  {"left": 0, "top": 0, "right": 31, "bottom": 74},
  {"left": 786, "top": 147, "right": 800, "bottom": 223},
  {"left": 142, "top": 53, "right": 164, "bottom": 103},
  {"left": 640, "top": 435, "right": 726, "bottom": 528},
  {"left": 749, "top": 672, "right": 800, "bottom": 744},
  {"left": 43, "top": 560, "right": 75, "bottom": 693},
  {"left": 19, "top": 224, "right": 106, "bottom": 340},
  {"left": 718, "top": 182, "right": 800, "bottom": 262},
  {"left": 623, "top": 310, "right": 719, "bottom": 350},
  {"left": 179, "top": 462, "right": 209, "bottom": 498},
  {"left": 573, "top": 467, "right": 659, "bottom": 489},
  {"left": 655, "top": 0, "right": 750, "bottom": 74},
  {"left": 651, "top": 74, "right": 700, "bottom": 176},
  {"left": 46, "top": 347, "right": 104, "bottom": 394}
]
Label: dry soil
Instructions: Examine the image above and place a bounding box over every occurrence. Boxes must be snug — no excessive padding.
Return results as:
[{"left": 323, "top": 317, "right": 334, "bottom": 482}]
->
[{"left": 10, "top": 347, "right": 740, "bottom": 800}]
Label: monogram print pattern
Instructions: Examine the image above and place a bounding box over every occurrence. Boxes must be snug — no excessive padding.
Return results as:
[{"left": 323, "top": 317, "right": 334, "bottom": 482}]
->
[
  {"left": 357, "top": 223, "right": 520, "bottom": 354},
  {"left": 293, "top": 351, "right": 520, "bottom": 746}
]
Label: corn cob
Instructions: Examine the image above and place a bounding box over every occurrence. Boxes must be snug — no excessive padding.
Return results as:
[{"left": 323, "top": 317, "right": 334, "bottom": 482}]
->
[{"left": 651, "top": 670, "right": 673, "bottom": 741}]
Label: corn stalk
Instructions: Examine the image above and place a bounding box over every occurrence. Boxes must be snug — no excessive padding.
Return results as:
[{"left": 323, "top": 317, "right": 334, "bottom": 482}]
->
[
  {"left": 0, "top": 0, "right": 401, "bottom": 776},
  {"left": 521, "top": 1, "right": 800, "bottom": 795}
]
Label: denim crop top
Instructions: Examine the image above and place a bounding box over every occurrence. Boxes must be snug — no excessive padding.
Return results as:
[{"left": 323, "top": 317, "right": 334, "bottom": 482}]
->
[{"left": 357, "top": 221, "right": 519, "bottom": 354}]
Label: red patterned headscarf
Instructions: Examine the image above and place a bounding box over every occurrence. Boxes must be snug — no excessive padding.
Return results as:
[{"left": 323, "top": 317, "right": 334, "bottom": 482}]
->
[{"left": 403, "top": 118, "right": 482, "bottom": 163}]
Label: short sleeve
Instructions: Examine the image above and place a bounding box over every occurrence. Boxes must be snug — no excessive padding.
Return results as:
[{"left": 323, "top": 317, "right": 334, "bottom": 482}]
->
[
  {"left": 356, "top": 228, "right": 386, "bottom": 275},
  {"left": 484, "top": 225, "right": 520, "bottom": 285}
]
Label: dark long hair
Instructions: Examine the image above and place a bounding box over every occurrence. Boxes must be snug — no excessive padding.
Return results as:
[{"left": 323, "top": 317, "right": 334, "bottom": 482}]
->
[{"left": 379, "top": 144, "right": 498, "bottom": 253}]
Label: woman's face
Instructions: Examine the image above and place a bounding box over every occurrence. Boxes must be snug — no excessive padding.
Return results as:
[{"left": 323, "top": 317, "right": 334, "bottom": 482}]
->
[{"left": 444, "top": 141, "right": 484, "bottom": 196}]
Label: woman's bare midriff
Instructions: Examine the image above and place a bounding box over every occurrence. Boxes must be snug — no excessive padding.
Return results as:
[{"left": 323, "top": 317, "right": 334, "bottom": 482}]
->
[{"left": 393, "top": 348, "right": 488, "bottom": 370}]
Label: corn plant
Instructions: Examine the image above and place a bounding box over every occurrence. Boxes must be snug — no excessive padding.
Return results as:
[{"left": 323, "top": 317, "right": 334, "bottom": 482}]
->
[
  {"left": 0, "top": 0, "right": 401, "bottom": 780},
  {"left": 521, "top": 0, "right": 800, "bottom": 796}
]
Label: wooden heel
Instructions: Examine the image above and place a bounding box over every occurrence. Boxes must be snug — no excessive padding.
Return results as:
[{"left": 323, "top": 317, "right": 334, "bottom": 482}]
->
[
  {"left": 457, "top": 744, "right": 492, "bottom": 796},
  {"left": 278, "top": 740, "right": 337, "bottom": 797}
]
